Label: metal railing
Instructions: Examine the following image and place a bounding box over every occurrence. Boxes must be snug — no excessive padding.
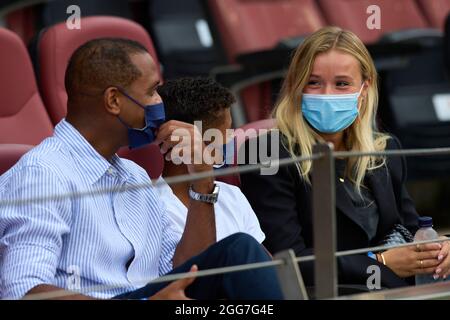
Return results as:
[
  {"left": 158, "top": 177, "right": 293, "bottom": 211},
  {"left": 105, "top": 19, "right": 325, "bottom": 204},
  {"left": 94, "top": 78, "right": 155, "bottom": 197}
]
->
[{"left": 2, "top": 143, "right": 450, "bottom": 300}]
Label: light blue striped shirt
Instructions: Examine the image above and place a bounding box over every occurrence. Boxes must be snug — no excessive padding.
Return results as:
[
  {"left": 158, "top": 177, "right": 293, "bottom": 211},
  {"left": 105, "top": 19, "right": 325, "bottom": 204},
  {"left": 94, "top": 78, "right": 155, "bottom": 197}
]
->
[{"left": 0, "top": 120, "right": 179, "bottom": 299}]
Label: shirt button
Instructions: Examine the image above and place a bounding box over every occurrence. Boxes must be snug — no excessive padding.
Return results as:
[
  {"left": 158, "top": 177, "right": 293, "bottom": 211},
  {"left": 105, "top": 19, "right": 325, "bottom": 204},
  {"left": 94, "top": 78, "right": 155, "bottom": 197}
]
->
[{"left": 107, "top": 167, "right": 114, "bottom": 175}]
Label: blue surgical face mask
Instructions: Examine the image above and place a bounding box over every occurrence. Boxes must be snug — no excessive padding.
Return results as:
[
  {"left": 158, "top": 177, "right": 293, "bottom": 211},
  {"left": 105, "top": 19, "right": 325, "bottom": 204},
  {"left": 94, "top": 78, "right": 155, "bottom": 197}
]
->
[
  {"left": 212, "top": 137, "right": 235, "bottom": 170},
  {"left": 117, "top": 89, "right": 166, "bottom": 149},
  {"left": 301, "top": 85, "right": 364, "bottom": 134}
]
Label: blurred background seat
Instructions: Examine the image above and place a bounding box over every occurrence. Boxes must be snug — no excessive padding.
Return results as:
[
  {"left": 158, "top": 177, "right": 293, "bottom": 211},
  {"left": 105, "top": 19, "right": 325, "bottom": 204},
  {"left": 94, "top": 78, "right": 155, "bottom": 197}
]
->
[
  {"left": 38, "top": 0, "right": 132, "bottom": 27},
  {"left": 0, "top": 144, "right": 34, "bottom": 175},
  {"left": 0, "top": 27, "right": 53, "bottom": 145},
  {"left": 218, "top": 118, "right": 276, "bottom": 186},
  {"left": 417, "top": 0, "right": 450, "bottom": 30},
  {"left": 318, "top": 0, "right": 430, "bottom": 44},
  {"left": 148, "top": 0, "right": 226, "bottom": 79},
  {"left": 207, "top": 0, "right": 324, "bottom": 61}
]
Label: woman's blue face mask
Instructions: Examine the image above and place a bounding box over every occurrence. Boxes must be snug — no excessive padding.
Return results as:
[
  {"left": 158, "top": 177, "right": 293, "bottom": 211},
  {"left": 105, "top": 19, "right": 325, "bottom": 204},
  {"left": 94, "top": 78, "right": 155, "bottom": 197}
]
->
[{"left": 301, "top": 85, "right": 364, "bottom": 134}]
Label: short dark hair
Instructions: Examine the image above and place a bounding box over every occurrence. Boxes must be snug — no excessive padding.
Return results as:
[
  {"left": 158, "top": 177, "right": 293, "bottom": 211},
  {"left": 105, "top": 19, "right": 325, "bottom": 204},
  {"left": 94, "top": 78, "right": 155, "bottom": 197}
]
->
[
  {"left": 157, "top": 77, "right": 235, "bottom": 128},
  {"left": 65, "top": 38, "right": 148, "bottom": 103}
]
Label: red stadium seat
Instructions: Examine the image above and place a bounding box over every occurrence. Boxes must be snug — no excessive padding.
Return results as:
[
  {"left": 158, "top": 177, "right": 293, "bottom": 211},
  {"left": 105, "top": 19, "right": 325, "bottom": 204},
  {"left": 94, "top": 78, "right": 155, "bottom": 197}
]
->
[
  {"left": 36, "top": 16, "right": 163, "bottom": 178},
  {"left": 0, "top": 27, "right": 53, "bottom": 145},
  {"left": 239, "top": 82, "right": 274, "bottom": 124},
  {"left": 208, "top": 0, "right": 324, "bottom": 62},
  {"left": 0, "top": 144, "right": 33, "bottom": 175},
  {"left": 235, "top": 118, "right": 276, "bottom": 152},
  {"left": 417, "top": 0, "right": 450, "bottom": 30},
  {"left": 117, "top": 145, "right": 163, "bottom": 180},
  {"left": 218, "top": 118, "right": 276, "bottom": 186},
  {"left": 318, "top": 0, "right": 429, "bottom": 44}
]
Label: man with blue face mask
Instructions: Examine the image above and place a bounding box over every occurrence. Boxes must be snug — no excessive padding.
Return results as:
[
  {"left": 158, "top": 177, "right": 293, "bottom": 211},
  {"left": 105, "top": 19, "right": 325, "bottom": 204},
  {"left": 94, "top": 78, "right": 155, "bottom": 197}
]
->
[
  {"left": 0, "top": 38, "right": 283, "bottom": 300},
  {"left": 115, "top": 87, "right": 166, "bottom": 149}
]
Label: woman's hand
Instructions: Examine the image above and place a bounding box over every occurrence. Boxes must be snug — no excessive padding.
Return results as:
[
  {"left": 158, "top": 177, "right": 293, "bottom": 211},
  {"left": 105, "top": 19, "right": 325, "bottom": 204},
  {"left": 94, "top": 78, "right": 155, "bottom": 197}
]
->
[
  {"left": 381, "top": 243, "right": 441, "bottom": 278},
  {"left": 434, "top": 237, "right": 450, "bottom": 280}
]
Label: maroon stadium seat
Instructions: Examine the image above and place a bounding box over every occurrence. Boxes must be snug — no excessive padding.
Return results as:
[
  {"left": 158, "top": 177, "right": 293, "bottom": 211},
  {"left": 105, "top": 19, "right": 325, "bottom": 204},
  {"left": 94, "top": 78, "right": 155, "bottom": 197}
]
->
[
  {"left": 0, "top": 144, "right": 33, "bottom": 175},
  {"left": 417, "top": 0, "right": 450, "bottom": 30},
  {"left": 207, "top": 0, "right": 325, "bottom": 123},
  {"left": 0, "top": 27, "right": 53, "bottom": 145},
  {"left": 240, "top": 82, "right": 274, "bottom": 125},
  {"left": 36, "top": 16, "right": 163, "bottom": 178},
  {"left": 235, "top": 118, "right": 276, "bottom": 152},
  {"left": 117, "top": 145, "right": 163, "bottom": 180},
  {"left": 208, "top": 0, "right": 324, "bottom": 62},
  {"left": 318, "top": 0, "right": 428, "bottom": 44},
  {"left": 218, "top": 118, "right": 276, "bottom": 186}
]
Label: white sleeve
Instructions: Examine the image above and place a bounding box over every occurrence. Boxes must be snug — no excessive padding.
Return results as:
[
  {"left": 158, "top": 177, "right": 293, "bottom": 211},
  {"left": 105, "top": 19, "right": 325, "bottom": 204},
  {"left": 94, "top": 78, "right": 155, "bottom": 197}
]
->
[
  {"left": 153, "top": 179, "right": 186, "bottom": 242},
  {"left": 235, "top": 188, "right": 266, "bottom": 243}
]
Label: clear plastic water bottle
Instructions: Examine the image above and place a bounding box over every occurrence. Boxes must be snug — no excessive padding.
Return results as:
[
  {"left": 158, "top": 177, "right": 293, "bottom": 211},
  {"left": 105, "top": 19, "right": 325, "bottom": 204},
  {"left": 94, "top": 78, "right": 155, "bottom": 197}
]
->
[{"left": 414, "top": 216, "right": 441, "bottom": 286}]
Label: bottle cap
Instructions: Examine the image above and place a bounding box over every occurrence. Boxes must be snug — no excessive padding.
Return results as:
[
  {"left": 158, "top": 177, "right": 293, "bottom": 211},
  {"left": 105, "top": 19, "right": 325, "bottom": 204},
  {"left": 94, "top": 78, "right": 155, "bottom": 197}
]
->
[{"left": 418, "top": 216, "right": 433, "bottom": 228}]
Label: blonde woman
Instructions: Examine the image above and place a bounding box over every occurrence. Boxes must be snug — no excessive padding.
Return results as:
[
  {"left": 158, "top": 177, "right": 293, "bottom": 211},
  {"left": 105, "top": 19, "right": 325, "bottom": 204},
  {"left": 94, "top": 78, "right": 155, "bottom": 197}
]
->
[{"left": 240, "top": 26, "right": 450, "bottom": 289}]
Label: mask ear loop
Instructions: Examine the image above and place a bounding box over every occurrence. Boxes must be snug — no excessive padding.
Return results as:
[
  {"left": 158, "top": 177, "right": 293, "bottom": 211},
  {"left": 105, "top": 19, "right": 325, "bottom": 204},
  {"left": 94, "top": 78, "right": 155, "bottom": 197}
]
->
[
  {"left": 106, "top": 86, "right": 146, "bottom": 130},
  {"left": 357, "top": 82, "right": 366, "bottom": 97},
  {"left": 355, "top": 82, "right": 368, "bottom": 122}
]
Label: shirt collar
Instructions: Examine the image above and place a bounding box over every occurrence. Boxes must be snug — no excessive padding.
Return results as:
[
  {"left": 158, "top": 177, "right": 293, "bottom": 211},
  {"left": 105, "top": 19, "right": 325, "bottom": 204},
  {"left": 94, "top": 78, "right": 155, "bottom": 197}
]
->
[
  {"left": 154, "top": 176, "right": 173, "bottom": 193},
  {"left": 54, "top": 119, "right": 130, "bottom": 184}
]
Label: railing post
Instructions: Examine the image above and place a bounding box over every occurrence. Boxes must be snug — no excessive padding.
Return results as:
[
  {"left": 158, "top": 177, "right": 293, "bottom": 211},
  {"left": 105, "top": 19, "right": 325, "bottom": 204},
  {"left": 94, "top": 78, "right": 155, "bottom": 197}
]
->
[
  {"left": 312, "top": 143, "right": 337, "bottom": 299},
  {"left": 273, "top": 249, "right": 309, "bottom": 300}
]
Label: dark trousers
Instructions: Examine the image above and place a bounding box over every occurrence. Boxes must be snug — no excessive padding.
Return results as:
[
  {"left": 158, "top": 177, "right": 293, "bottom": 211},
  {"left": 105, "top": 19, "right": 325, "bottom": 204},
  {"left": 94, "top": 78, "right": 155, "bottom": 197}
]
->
[{"left": 115, "top": 233, "right": 283, "bottom": 300}]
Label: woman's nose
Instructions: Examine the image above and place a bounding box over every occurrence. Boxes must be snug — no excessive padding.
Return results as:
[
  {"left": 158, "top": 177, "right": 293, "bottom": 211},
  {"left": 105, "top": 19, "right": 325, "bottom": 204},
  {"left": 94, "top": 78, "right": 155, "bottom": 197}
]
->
[{"left": 322, "top": 85, "right": 334, "bottom": 95}]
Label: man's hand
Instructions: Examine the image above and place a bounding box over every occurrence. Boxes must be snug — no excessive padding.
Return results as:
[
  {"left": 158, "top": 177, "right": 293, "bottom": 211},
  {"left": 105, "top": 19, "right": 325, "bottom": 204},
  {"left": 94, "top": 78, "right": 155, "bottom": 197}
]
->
[
  {"left": 156, "top": 121, "right": 216, "bottom": 266},
  {"left": 155, "top": 120, "right": 213, "bottom": 175},
  {"left": 155, "top": 120, "right": 214, "bottom": 194},
  {"left": 382, "top": 243, "right": 442, "bottom": 278},
  {"left": 149, "top": 265, "right": 198, "bottom": 300}
]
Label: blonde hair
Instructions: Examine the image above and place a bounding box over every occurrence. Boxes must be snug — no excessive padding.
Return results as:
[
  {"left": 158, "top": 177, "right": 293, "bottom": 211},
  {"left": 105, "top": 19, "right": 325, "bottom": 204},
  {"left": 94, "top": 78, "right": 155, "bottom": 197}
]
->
[{"left": 273, "top": 26, "right": 389, "bottom": 192}]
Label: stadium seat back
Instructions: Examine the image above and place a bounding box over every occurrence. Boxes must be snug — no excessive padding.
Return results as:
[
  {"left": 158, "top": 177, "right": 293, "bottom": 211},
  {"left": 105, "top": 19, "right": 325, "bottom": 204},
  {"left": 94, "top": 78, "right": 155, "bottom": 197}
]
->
[
  {"left": 0, "top": 144, "right": 34, "bottom": 175},
  {"left": 40, "top": 0, "right": 132, "bottom": 27},
  {"left": 417, "top": 0, "right": 450, "bottom": 30},
  {"left": 318, "top": 0, "right": 428, "bottom": 44},
  {"left": 208, "top": 0, "right": 325, "bottom": 61},
  {"left": 218, "top": 119, "right": 276, "bottom": 186},
  {"left": 0, "top": 27, "right": 53, "bottom": 145},
  {"left": 149, "top": 0, "right": 226, "bottom": 78}
]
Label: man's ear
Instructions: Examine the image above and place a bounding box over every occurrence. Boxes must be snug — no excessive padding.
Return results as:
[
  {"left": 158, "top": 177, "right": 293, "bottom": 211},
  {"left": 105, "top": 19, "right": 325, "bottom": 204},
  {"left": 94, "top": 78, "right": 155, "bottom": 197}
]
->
[{"left": 103, "top": 87, "right": 121, "bottom": 116}]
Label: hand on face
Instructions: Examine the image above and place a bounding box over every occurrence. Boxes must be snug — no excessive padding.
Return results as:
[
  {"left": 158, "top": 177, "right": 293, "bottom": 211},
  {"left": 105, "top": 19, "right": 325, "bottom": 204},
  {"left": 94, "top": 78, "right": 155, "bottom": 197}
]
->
[{"left": 155, "top": 120, "right": 212, "bottom": 174}]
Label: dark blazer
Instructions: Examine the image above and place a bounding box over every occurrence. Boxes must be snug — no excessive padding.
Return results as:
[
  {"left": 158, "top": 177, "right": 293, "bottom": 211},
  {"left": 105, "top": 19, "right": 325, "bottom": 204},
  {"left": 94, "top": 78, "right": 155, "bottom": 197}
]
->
[{"left": 239, "top": 132, "right": 420, "bottom": 288}]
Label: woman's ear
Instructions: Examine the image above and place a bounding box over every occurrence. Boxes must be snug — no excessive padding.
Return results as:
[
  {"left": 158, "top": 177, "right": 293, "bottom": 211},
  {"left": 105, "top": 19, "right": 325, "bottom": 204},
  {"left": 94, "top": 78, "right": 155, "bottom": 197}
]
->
[
  {"left": 357, "top": 80, "right": 369, "bottom": 111},
  {"left": 362, "top": 79, "right": 371, "bottom": 99},
  {"left": 103, "top": 87, "right": 121, "bottom": 116}
]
